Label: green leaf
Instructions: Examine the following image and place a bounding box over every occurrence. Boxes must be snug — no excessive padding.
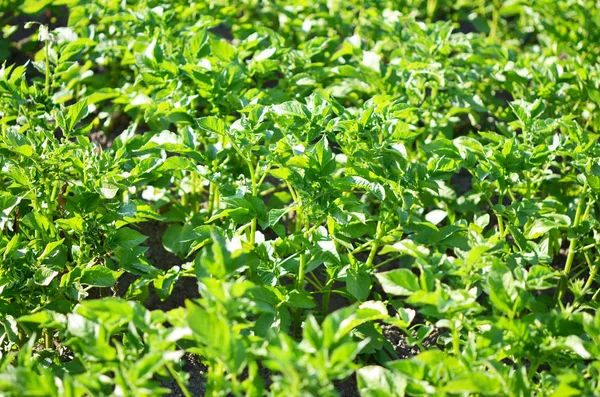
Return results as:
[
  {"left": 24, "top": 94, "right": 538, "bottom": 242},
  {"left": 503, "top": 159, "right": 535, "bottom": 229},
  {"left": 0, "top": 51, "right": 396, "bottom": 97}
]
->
[
  {"left": 154, "top": 266, "right": 181, "bottom": 301},
  {"left": 80, "top": 267, "right": 121, "bottom": 287},
  {"left": 357, "top": 366, "right": 406, "bottom": 397},
  {"left": 267, "top": 207, "right": 291, "bottom": 227},
  {"left": 443, "top": 372, "right": 502, "bottom": 395},
  {"left": 286, "top": 290, "right": 316, "bottom": 309},
  {"left": 210, "top": 39, "right": 235, "bottom": 62},
  {"left": 38, "top": 239, "right": 65, "bottom": 262},
  {"left": 525, "top": 214, "right": 571, "bottom": 239},
  {"left": 334, "top": 176, "right": 386, "bottom": 201},
  {"left": 112, "top": 227, "right": 148, "bottom": 249},
  {"left": 158, "top": 156, "right": 195, "bottom": 172},
  {"left": 186, "top": 29, "right": 209, "bottom": 59},
  {"left": 346, "top": 268, "right": 372, "bottom": 301},
  {"left": 100, "top": 182, "right": 119, "bottom": 199},
  {"left": 186, "top": 300, "right": 231, "bottom": 352},
  {"left": 65, "top": 100, "right": 89, "bottom": 131},
  {"left": 375, "top": 269, "right": 420, "bottom": 296},
  {"left": 21, "top": 0, "right": 52, "bottom": 13},
  {"left": 33, "top": 266, "right": 59, "bottom": 286},
  {"left": 487, "top": 263, "right": 518, "bottom": 316},
  {"left": 391, "top": 120, "right": 420, "bottom": 140},
  {"left": 270, "top": 102, "right": 309, "bottom": 119},
  {"left": 61, "top": 39, "right": 95, "bottom": 61},
  {"left": 197, "top": 116, "right": 226, "bottom": 134}
]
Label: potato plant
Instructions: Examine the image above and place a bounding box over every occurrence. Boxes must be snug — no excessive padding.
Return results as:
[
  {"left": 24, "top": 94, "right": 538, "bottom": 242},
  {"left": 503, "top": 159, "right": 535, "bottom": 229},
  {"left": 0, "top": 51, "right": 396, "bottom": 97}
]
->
[{"left": 1, "top": 0, "right": 599, "bottom": 396}]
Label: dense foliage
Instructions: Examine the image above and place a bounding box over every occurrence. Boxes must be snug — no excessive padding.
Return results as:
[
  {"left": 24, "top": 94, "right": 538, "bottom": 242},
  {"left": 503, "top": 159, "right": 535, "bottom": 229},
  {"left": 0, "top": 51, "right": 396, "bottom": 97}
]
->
[{"left": 1, "top": 0, "right": 600, "bottom": 395}]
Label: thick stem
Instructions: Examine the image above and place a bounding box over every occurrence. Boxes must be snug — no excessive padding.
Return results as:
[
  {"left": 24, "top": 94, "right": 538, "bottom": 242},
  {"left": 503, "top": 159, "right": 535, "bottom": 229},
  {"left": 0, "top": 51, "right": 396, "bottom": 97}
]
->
[
  {"left": 297, "top": 251, "right": 306, "bottom": 292},
  {"left": 489, "top": 2, "right": 499, "bottom": 39},
  {"left": 292, "top": 251, "right": 307, "bottom": 337},
  {"left": 452, "top": 320, "right": 460, "bottom": 356},
  {"left": 556, "top": 184, "right": 588, "bottom": 301},
  {"left": 250, "top": 218, "right": 257, "bottom": 246},
  {"left": 365, "top": 220, "right": 383, "bottom": 268},
  {"left": 321, "top": 277, "right": 333, "bottom": 316},
  {"left": 426, "top": 0, "right": 438, "bottom": 23},
  {"left": 43, "top": 328, "right": 52, "bottom": 349}
]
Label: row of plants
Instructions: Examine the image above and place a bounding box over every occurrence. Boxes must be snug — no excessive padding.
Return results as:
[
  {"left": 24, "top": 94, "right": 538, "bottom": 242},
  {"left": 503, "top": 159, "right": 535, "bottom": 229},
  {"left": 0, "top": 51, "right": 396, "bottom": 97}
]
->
[{"left": 1, "top": 0, "right": 599, "bottom": 395}]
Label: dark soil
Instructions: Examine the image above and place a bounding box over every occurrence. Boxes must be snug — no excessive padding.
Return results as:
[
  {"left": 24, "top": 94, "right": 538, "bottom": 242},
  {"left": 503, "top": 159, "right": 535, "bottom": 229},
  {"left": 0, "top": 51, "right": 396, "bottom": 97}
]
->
[
  {"left": 381, "top": 324, "right": 441, "bottom": 359},
  {"left": 121, "top": 221, "right": 200, "bottom": 312},
  {"left": 163, "top": 354, "right": 206, "bottom": 397},
  {"left": 450, "top": 168, "right": 473, "bottom": 196}
]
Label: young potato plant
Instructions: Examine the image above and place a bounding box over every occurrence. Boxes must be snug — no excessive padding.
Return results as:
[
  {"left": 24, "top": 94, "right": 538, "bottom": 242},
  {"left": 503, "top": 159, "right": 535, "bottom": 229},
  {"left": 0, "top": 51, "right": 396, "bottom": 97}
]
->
[{"left": 1, "top": 0, "right": 600, "bottom": 396}]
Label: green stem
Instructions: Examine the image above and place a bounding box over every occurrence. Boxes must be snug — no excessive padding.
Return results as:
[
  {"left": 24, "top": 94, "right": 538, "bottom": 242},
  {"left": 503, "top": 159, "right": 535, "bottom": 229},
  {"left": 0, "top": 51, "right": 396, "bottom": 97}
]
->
[
  {"left": 297, "top": 251, "right": 306, "bottom": 292},
  {"left": 250, "top": 218, "right": 257, "bottom": 246},
  {"left": 373, "top": 254, "right": 402, "bottom": 270},
  {"left": 166, "top": 363, "right": 192, "bottom": 397},
  {"left": 365, "top": 220, "right": 383, "bottom": 268},
  {"left": 351, "top": 240, "right": 374, "bottom": 255},
  {"left": 452, "top": 320, "right": 460, "bottom": 356},
  {"left": 426, "top": 0, "right": 438, "bottom": 22},
  {"left": 582, "top": 253, "right": 599, "bottom": 292},
  {"left": 43, "top": 329, "right": 52, "bottom": 349},
  {"left": 248, "top": 158, "right": 258, "bottom": 246},
  {"left": 489, "top": 2, "right": 499, "bottom": 39},
  {"left": 305, "top": 274, "right": 323, "bottom": 291},
  {"left": 556, "top": 184, "right": 588, "bottom": 301},
  {"left": 321, "top": 277, "right": 333, "bottom": 316},
  {"left": 190, "top": 172, "right": 199, "bottom": 213},
  {"left": 181, "top": 192, "right": 189, "bottom": 207},
  {"left": 49, "top": 180, "right": 59, "bottom": 203},
  {"left": 207, "top": 182, "right": 215, "bottom": 215},
  {"left": 491, "top": 183, "right": 505, "bottom": 238},
  {"left": 292, "top": 251, "right": 307, "bottom": 337},
  {"left": 44, "top": 39, "right": 50, "bottom": 96}
]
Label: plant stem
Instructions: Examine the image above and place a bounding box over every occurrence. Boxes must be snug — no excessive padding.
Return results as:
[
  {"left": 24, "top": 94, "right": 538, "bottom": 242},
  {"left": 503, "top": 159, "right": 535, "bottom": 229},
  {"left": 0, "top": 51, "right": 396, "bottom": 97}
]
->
[
  {"left": 166, "top": 363, "right": 192, "bottom": 397},
  {"left": 190, "top": 172, "right": 199, "bottom": 213},
  {"left": 43, "top": 328, "right": 52, "bottom": 349},
  {"left": 556, "top": 183, "right": 588, "bottom": 301},
  {"left": 321, "top": 276, "right": 333, "bottom": 316},
  {"left": 426, "top": 0, "right": 438, "bottom": 23},
  {"left": 373, "top": 254, "right": 402, "bottom": 270},
  {"left": 452, "top": 322, "right": 460, "bottom": 356},
  {"left": 249, "top": 158, "right": 258, "bottom": 246},
  {"left": 583, "top": 252, "right": 599, "bottom": 293},
  {"left": 250, "top": 218, "right": 257, "bottom": 246},
  {"left": 489, "top": 2, "right": 499, "bottom": 39},
  {"left": 297, "top": 251, "right": 306, "bottom": 292},
  {"left": 45, "top": 39, "right": 51, "bottom": 96},
  {"left": 292, "top": 250, "right": 307, "bottom": 338},
  {"left": 365, "top": 220, "right": 383, "bottom": 268}
]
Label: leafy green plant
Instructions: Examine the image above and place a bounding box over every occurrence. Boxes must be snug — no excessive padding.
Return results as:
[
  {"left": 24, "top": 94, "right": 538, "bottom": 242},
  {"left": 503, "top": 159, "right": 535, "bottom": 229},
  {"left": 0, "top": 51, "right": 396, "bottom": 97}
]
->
[{"left": 1, "top": 0, "right": 600, "bottom": 396}]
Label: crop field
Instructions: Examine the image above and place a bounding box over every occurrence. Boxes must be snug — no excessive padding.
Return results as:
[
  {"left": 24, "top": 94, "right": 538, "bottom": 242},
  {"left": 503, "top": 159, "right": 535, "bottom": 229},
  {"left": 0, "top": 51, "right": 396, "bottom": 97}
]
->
[{"left": 1, "top": 0, "right": 600, "bottom": 396}]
